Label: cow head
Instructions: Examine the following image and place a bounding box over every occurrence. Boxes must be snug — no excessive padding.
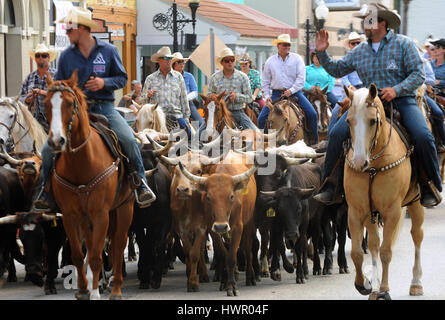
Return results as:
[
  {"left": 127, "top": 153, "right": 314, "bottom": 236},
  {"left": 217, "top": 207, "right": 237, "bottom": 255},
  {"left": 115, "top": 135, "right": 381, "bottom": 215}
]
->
[{"left": 179, "top": 162, "right": 257, "bottom": 234}]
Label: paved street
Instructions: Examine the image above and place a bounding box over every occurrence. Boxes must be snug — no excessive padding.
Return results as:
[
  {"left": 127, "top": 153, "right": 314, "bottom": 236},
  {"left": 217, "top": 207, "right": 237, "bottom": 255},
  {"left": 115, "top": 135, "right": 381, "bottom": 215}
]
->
[{"left": 1, "top": 192, "right": 445, "bottom": 301}]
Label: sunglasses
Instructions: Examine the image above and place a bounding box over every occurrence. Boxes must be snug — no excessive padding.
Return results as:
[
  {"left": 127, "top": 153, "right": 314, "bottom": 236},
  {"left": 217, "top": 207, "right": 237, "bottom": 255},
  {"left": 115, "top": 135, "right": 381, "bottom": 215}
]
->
[
  {"left": 222, "top": 57, "right": 235, "bottom": 63},
  {"left": 350, "top": 41, "right": 361, "bottom": 46},
  {"left": 161, "top": 56, "right": 173, "bottom": 61},
  {"left": 35, "top": 53, "right": 49, "bottom": 59},
  {"left": 280, "top": 43, "right": 291, "bottom": 47},
  {"left": 175, "top": 60, "right": 185, "bottom": 64}
]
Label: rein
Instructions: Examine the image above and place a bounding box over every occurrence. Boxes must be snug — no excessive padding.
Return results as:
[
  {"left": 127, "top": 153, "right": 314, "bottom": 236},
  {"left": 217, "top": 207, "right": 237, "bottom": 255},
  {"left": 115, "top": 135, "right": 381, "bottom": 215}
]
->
[
  {"left": 47, "top": 85, "right": 91, "bottom": 153},
  {"left": 345, "top": 101, "right": 414, "bottom": 225},
  {"left": 0, "top": 104, "right": 31, "bottom": 147}
]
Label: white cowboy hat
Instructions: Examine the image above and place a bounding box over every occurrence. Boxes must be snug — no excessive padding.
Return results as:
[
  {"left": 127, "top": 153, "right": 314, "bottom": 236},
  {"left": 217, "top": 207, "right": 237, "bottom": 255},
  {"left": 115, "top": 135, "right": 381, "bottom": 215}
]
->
[
  {"left": 271, "top": 34, "right": 294, "bottom": 46},
  {"left": 171, "top": 52, "right": 190, "bottom": 65},
  {"left": 353, "top": 3, "right": 401, "bottom": 30},
  {"left": 151, "top": 46, "right": 173, "bottom": 63},
  {"left": 238, "top": 52, "right": 252, "bottom": 64},
  {"left": 29, "top": 43, "right": 57, "bottom": 62},
  {"left": 215, "top": 47, "right": 238, "bottom": 66},
  {"left": 343, "top": 32, "right": 366, "bottom": 48},
  {"left": 57, "top": 7, "right": 100, "bottom": 31}
]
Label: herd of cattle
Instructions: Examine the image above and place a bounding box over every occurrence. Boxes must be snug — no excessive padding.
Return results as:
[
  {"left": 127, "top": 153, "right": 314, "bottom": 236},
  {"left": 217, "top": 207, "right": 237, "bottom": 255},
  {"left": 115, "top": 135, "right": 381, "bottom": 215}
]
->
[{"left": 0, "top": 103, "right": 358, "bottom": 298}]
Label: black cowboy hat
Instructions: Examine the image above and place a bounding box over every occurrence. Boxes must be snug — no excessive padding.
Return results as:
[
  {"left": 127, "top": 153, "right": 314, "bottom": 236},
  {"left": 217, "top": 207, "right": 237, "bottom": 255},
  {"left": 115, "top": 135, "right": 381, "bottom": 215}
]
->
[{"left": 431, "top": 39, "right": 445, "bottom": 48}]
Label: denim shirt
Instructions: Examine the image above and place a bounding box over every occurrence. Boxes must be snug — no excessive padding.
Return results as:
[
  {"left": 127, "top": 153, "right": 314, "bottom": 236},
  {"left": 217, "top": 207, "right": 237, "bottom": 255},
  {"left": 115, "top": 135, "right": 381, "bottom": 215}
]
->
[
  {"left": 55, "top": 37, "right": 127, "bottom": 101},
  {"left": 432, "top": 60, "right": 445, "bottom": 89}
]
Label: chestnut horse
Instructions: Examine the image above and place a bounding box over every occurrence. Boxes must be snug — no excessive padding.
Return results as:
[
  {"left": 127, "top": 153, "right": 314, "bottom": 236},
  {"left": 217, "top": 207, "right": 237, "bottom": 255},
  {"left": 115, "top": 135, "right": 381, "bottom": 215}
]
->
[
  {"left": 303, "top": 86, "right": 331, "bottom": 141},
  {"left": 44, "top": 71, "right": 135, "bottom": 300},
  {"left": 344, "top": 84, "right": 424, "bottom": 300}
]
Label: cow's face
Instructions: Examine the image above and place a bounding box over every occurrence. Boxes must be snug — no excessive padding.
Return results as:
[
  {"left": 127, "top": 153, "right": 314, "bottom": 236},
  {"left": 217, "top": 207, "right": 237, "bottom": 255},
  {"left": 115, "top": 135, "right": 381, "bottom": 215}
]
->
[
  {"left": 17, "top": 156, "right": 42, "bottom": 186},
  {"left": 172, "top": 161, "right": 203, "bottom": 199}
]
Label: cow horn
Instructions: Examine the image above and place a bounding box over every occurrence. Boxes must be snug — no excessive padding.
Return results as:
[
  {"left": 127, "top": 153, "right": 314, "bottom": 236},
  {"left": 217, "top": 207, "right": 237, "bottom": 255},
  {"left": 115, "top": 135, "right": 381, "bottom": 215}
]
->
[
  {"left": 145, "top": 168, "right": 158, "bottom": 178},
  {"left": 132, "top": 100, "right": 141, "bottom": 110},
  {"left": 160, "top": 155, "right": 180, "bottom": 166},
  {"left": 284, "top": 151, "right": 325, "bottom": 159},
  {"left": 178, "top": 161, "right": 208, "bottom": 185},
  {"left": 0, "top": 215, "right": 18, "bottom": 224},
  {"left": 147, "top": 135, "right": 175, "bottom": 156},
  {"left": 260, "top": 190, "right": 276, "bottom": 197},
  {"left": 0, "top": 147, "right": 24, "bottom": 166},
  {"left": 284, "top": 157, "right": 310, "bottom": 166},
  {"left": 146, "top": 135, "right": 164, "bottom": 150},
  {"left": 41, "top": 213, "right": 63, "bottom": 221},
  {"left": 232, "top": 165, "right": 258, "bottom": 185}
]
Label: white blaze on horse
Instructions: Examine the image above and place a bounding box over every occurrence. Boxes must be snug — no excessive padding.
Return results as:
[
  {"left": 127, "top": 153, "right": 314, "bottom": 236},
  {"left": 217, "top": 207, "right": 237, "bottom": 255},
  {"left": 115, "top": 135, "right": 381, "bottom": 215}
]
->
[
  {"left": 0, "top": 97, "right": 47, "bottom": 153},
  {"left": 135, "top": 103, "right": 169, "bottom": 134},
  {"left": 344, "top": 84, "right": 424, "bottom": 300}
]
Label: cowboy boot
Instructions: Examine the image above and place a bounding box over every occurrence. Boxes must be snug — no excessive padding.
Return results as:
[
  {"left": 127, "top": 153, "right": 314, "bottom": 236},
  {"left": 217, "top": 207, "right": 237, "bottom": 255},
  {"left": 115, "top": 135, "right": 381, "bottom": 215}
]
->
[
  {"left": 135, "top": 179, "right": 157, "bottom": 208},
  {"left": 32, "top": 183, "right": 59, "bottom": 213},
  {"left": 420, "top": 180, "right": 442, "bottom": 208},
  {"left": 314, "top": 156, "right": 345, "bottom": 205}
]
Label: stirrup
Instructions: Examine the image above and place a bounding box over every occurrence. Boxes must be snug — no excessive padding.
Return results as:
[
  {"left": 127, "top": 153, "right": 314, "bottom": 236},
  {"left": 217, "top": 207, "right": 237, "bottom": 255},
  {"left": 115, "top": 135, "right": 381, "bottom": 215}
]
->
[
  {"left": 135, "top": 180, "right": 157, "bottom": 208},
  {"left": 420, "top": 181, "right": 442, "bottom": 208}
]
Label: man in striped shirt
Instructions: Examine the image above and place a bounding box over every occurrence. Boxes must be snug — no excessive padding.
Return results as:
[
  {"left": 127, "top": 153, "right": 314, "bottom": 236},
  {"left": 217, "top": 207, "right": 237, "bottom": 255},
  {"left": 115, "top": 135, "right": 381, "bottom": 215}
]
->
[{"left": 314, "top": 3, "right": 442, "bottom": 208}]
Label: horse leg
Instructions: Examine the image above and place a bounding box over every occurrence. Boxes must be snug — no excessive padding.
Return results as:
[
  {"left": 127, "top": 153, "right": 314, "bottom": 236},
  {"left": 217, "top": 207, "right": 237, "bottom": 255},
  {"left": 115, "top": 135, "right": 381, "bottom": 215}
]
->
[
  {"left": 363, "top": 221, "right": 380, "bottom": 300},
  {"left": 407, "top": 201, "right": 424, "bottom": 296},
  {"left": 109, "top": 204, "right": 133, "bottom": 300},
  {"left": 378, "top": 206, "right": 404, "bottom": 299},
  {"left": 62, "top": 217, "right": 89, "bottom": 300},
  {"left": 348, "top": 209, "right": 371, "bottom": 296}
]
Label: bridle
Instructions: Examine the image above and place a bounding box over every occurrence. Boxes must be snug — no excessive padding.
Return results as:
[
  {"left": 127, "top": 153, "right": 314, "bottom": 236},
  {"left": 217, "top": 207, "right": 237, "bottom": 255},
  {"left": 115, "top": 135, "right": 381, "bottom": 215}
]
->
[
  {"left": 0, "top": 102, "right": 31, "bottom": 147},
  {"left": 47, "top": 84, "right": 91, "bottom": 153}
]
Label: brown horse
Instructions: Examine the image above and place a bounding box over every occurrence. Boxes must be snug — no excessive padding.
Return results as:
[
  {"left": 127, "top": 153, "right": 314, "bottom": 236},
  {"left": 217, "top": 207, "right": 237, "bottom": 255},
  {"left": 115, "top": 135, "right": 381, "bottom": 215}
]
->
[
  {"left": 344, "top": 84, "right": 424, "bottom": 300},
  {"left": 266, "top": 99, "right": 305, "bottom": 145},
  {"left": 44, "top": 71, "right": 135, "bottom": 300},
  {"left": 303, "top": 86, "right": 331, "bottom": 140}
]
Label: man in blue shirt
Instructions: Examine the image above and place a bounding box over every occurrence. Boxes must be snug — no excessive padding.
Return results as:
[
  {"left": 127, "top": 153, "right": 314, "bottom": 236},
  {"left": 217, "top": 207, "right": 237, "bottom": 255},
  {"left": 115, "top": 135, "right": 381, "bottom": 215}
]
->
[
  {"left": 313, "top": 3, "right": 442, "bottom": 208},
  {"left": 33, "top": 7, "right": 156, "bottom": 211}
]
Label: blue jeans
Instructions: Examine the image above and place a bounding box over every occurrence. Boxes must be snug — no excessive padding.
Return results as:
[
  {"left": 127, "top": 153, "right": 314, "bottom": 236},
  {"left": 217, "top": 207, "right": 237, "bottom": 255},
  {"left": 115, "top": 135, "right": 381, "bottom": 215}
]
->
[
  {"left": 230, "top": 109, "right": 257, "bottom": 130},
  {"left": 328, "top": 104, "right": 341, "bottom": 135},
  {"left": 425, "top": 95, "right": 445, "bottom": 143},
  {"left": 257, "top": 90, "right": 318, "bottom": 142},
  {"left": 323, "top": 96, "right": 442, "bottom": 191},
  {"left": 326, "top": 91, "right": 339, "bottom": 110},
  {"left": 41, "top": 101, "right": 148, "bottom": 188},
  {"left": 188, "top": 101, "right": 206, "bottom": 138}
]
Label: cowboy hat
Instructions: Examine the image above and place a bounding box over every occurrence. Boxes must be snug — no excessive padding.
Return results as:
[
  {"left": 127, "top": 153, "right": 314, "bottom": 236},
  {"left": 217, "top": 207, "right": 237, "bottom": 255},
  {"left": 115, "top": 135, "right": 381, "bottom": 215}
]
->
[
  {"left": 431, "top": 38, "right": 445, "bottom": 48},
  {"left": 215, "top": 47, "right": 238, "bottom": 66},
  {"left": 343, "top": 32, "right": 366, "bottom": 48},
  {"left": 271, "top": 34, "right": 294, "bottom": 46},
  {"left": 238, "top": 52, "right": 252, "bottom": 64},
  {"left": 171, "top": 52, "right": 190, "bottom": 65},
  {"left": 29, "top": 43, "right": 57, "bottom": 62},
  {"left": 353, "top": 3, "right": 401, "bottom": 30},
  {"left": 57, "top": 7, "right": 100, "bottom": 31},
  {"left": 151, "top": 46, "right": 173, "bottom": 63}
]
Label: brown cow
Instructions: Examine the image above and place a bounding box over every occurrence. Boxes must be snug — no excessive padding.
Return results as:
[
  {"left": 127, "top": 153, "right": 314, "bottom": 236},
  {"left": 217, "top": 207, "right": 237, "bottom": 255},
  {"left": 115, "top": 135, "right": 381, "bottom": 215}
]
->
[{"left": 179, "top": 152, "right": 257, "bottom": 296}]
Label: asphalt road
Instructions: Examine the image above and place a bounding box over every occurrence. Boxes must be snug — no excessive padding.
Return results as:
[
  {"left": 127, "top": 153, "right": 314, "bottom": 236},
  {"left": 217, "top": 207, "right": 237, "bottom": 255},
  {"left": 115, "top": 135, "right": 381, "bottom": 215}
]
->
[{"left": 1, "top": 195, "right": 445, "bottom": 301}]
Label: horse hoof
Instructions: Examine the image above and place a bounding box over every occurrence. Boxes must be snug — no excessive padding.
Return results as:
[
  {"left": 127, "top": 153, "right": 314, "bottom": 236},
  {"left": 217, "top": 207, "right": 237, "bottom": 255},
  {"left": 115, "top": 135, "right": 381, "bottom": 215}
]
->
[
  {"left": 199, "top": 275, "right": 210, "bottom": 283},
  {"left": 355, "top": 281, "right": 372, "bottom": 296},
  {"left": 376, "top": 291, "right": 392, "bottom": 300},
  {"left": 187, "top": 285, "right": 200, "bottom": 292},
  {"left": 261, "top": 272, "right": 269, "bottom": 278},
  {"left": 75, "top": 290, "right": 90, "bottom": 300},
  {"left": 369, "top": 291, "right": 379, "bottom": 300},
  {"left": 410, "top": 285, "right": 424, "bottom": 296},
  {"left": 109, "top": 294, "right": 123, "bottom": 300},
  {"left": 7, "top": 275, "right": 17, "bottom": 282}
]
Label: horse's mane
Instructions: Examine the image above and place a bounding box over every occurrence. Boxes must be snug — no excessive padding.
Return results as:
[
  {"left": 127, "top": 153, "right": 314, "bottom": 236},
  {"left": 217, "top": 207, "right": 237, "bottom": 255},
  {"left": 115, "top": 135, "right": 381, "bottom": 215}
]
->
[
  {"left": 136, "top": 104, "right": 169, "bottom": 133},
  {"left": 14, "top": 99, "right": 47, "bottom": 150}
]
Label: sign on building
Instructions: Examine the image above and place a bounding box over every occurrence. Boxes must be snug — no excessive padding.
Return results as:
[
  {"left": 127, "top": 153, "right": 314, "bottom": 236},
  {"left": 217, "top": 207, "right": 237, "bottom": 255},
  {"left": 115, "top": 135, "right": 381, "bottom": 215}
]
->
[{"left": 53, "top": 0, "right": 74, "bottom": 50}]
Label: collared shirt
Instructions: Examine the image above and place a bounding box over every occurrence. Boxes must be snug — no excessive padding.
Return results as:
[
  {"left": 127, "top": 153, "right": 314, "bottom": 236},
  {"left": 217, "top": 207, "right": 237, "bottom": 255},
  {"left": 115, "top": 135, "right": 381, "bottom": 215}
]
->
[
  {"left": 182, "top": 71, "right": 198, "bottom": 101},
  {"left": 56, "top": 37, "right": 127, "bottom": 101},
  {"left": 208, "top": 69, "right": 252, "bottom": 111},
  {"left": 246, "top": 68, "right": 263, "bottom": 98},
  {"left": 432, "top": 60, "right": 445, "bottom": 89},
  {"left": 341, "top": 71, "right": 363, "bottom": 88},
  {"left": 262, "top": 52, "right": 306, "bottom": 100},
  {"left": 304, "top": 64, "right": 335, "bottom": 92},
  {"left": 423, "top": 59, "right": 436, "bottom": 86},
  {"left": 316, "top": 31, "right": 425, "bottom": 97},
  {"left": 142, "top": 69, "right": 190, "bottom": 119},
  {"left": 19, "top": 67, "right": 57, "bottom": 127}
]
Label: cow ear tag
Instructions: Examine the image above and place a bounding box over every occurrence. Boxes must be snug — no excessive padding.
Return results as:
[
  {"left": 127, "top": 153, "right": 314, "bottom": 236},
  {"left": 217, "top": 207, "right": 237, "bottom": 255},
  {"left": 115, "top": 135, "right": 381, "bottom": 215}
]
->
[
  {"left": 266, "top": 208, "right": 276, "bottom": 217},
  {"left": 241, "top": 186, "right": 249, "bottom": 195}
]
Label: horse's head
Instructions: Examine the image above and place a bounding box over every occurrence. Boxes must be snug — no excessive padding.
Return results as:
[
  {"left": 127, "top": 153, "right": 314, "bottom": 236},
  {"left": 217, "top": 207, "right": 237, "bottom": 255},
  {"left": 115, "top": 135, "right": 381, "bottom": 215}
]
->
[
  {"left": 136, "top": 103, "right": 168, "bottom": 133},
  {"left": 267, "top": 100, "right": 290, "bottom": 142},
  {"left": 200, "top": 92, "right": 234, "bottom": 133},
  {"left": 45, "top": 70, "right": 86, "bottom": 153},
  {"left": 304, "top": 86, "right": 329, "bottom": 131},
  {"left": 345, "top": 84, "right": 385, "bottom": 171},
  {"left": 0, "top": 96, "right": 20, "bottom": 146}
]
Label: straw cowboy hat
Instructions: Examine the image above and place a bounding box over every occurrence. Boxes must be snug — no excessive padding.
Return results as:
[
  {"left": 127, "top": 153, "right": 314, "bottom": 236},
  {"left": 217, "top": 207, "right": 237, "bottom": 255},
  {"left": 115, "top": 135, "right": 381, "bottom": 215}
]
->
[
  {"left": 171, "top": 52, "right": 190, "bottom": 65},
  {"left": 57, "top": 7, "right": 100, "bottom": 30},
  {"left": 29, "top": 43, "right": 57, "bottom": 62},
  {"left": 151, "top": 46, "right": 173, "bottom": 63},
  {"left": 271, "top": 34, "right": 294, "bottom": 46},
  {"left": 353, "top": 3, "right": 401, "bottom": 30},
  {"left": 343, "top": 32, "right": 366, "bottom": 48},
  {"left": 238, "top": 52, "right": 252, "bottom": 64},
  {"left": 215, "top": 47, "right": 238, "bottom": 66}
]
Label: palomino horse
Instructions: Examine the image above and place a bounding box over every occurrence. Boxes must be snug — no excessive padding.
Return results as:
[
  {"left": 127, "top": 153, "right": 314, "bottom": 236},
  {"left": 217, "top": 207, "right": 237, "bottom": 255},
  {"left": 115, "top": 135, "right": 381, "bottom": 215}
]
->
[
  {"left": 0, "top": 97, "right": 47, "bottom": 153},
  {"left": 44, "top": 71, "right": 135, "bottom": 300},
  {"left": 303, "top": 86, "right": 331, "bottom": 141},
  {"left": 267, "top": 98, "right": 305, "bottom": 145},
  {"left": 344, "top": 84, "right": 424, "bottom": 300},
  {"left": 135, "top": 103, "right": 169, "bottom": 134}
]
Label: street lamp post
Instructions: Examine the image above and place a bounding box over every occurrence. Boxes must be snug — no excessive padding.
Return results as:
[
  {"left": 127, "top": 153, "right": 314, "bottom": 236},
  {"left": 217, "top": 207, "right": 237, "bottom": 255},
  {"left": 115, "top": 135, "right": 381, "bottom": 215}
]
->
[
  {"left": 153, "top": 0, "right": 200, "bottom": 53},
  {"left": 305, "top": 0, "right": 330, "bottom": 65}
]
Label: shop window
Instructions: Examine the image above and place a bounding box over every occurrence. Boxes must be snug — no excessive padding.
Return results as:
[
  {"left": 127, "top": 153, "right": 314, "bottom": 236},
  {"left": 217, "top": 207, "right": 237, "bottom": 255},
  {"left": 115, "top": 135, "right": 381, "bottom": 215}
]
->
[{"left": 4, "top": 0, "right": 16, "bottom": 27}]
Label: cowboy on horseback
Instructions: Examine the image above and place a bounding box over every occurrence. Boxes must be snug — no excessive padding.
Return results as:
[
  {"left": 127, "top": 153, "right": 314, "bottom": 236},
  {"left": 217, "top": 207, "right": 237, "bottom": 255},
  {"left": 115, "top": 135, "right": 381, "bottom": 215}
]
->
[
  {"left": 313, "top": 2, "right": 442, "bottom": 208},
  {"left": 258, "top": 34, "right": 319, "bottom": 145},
  {"left": 33, "top": 7, "right": 156, "bottom": 211}
]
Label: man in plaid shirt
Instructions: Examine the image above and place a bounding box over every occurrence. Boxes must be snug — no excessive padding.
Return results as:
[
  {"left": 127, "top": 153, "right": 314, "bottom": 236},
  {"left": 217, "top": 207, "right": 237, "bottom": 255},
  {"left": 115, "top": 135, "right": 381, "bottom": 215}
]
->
[
  {"left": 314, "top": 3, "right": 442, "bottom": 208},
  {"left": 19, "top": 43, "right": 57, "bottom": 132}
]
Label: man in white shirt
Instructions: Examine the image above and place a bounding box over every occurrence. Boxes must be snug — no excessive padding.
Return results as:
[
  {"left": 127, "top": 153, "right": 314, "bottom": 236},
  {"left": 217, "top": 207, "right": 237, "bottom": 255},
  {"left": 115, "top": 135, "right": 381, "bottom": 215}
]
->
[{"left": 259, "top": 34, "right": 318, "bottom": 144}]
